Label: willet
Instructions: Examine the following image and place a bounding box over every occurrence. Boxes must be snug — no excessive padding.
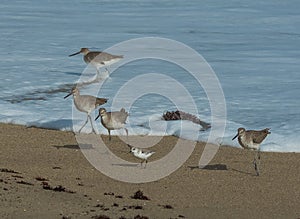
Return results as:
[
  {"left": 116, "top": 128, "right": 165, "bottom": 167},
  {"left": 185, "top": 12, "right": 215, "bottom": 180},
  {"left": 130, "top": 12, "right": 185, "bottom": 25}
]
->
[
  {"left": 64, "top": 87, "right": 108, "bottom": 133},
  {"left": 127, "top": 144, "right": 155, "bottom": 168},
  {"left": 95, "top": 108, "right": 129, "bottom": 141},
  {"left": 232, "top": 127, "right": 271, "bottom": 176},
  {"left": 69, "top": 48, "right": 123, "bottom": 75}
]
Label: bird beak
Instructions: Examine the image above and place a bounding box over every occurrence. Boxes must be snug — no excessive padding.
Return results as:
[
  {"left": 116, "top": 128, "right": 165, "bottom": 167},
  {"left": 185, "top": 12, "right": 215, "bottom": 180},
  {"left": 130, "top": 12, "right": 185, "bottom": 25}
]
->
[
  {"left": 64, "top": 92, "right": 72, "bottom": 99},
  {"left": 232, "top": 133, "right": 239, "bottom": 140},
  {"left": 95, "top": 114, "right": 100, "bottom": 121},
  {"left": 127, "top": 144, "right": 132, "bottom": 153},
  {"left": 69, "top": 51, "right": 81, "bottom": 57}
]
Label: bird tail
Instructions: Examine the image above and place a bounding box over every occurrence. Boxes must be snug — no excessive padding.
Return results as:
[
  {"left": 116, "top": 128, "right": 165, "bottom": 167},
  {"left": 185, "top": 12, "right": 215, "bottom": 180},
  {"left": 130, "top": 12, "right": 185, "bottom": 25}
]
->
[{"left": 264, "top": 128, "right": 271, "bottom": 134}]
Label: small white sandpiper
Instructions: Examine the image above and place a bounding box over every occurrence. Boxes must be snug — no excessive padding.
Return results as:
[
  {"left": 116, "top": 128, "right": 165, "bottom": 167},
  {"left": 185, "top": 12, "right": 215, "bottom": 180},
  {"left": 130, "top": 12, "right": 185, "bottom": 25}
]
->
[{"left": 127, "top": 144, "right": 155, "bottom": 168}]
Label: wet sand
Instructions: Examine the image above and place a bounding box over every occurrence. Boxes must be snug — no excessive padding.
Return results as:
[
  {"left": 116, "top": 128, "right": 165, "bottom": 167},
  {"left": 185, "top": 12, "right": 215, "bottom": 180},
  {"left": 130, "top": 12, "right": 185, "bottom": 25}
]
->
[{"left": 0, "top": 123, "right": 299, "bottom": 219}]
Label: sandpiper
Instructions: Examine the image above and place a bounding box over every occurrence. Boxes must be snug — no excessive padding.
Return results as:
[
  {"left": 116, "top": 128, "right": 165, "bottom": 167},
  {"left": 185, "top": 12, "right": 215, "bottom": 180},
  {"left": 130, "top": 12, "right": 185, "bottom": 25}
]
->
[
  {"left": 232, "top": 127, "right": 271, "bottom": 176},
  {"left": 64, "top": 87, "right": 108, "bottom": 133},
  {"left": 95, "top": 108, "right": 129, "bottom": 141},
  {"left": 69, "top": 48, "right": 123, "bottom": 75},
  {"left": 127, "top": 144, "right": 155, "bottom": 168}
]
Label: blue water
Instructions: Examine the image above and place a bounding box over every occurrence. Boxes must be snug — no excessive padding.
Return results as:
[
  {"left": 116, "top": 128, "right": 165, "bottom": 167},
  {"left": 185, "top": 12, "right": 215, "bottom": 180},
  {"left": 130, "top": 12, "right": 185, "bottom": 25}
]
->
[{"left": 1, "top": 0, "right": 299, "bottom": 152}]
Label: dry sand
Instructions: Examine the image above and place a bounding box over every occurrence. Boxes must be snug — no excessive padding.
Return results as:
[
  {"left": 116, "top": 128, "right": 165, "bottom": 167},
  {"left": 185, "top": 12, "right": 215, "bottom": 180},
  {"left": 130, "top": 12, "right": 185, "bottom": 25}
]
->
[{"left": 0, "top": 123, "right": 299, "bottom": 219}]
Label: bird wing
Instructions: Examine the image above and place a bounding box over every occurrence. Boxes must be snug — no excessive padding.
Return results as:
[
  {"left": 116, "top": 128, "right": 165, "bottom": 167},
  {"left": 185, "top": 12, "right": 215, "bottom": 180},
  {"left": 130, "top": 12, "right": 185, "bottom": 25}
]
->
[
  {"left": 120, "top": 108, "right": 129, "bottom": 116},
  {"left": 77, "top": 95, "right": 107, "bottom": 109},
  {"left": 84, "top": 52, "right": 101, "bottom": 63},
  {"left": 112, "top": 111, "right": 129, "bottom": 123},
  {"left": 89, "top": 52, "right": 123, "bottom": 62},
  {"left": 145, "top": 151, "right": 155, "bottom": 155},
  {"left": 251, "top": 129, "right": 270, "bottom": 144},
  {"left": 95, "top": 97, "right": 108, "bottom": 106}
]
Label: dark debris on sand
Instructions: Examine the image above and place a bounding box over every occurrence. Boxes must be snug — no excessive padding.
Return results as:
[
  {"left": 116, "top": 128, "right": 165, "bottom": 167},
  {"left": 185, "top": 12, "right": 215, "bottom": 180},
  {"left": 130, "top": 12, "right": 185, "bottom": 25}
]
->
[
  {"left": 0, "top": 168, "right": 20, "bottom": 174},
  {"left": 104, "top": 192, "right": 114, "bottom": 196},
  {"left": 35, "top": 176, "right": 49, "bottom": 181},
  {"left": 103, "top": 192, "right": 123, "bottom": 199},
  {"left": 94, "top": 204, "right": 104, "bottom": 208},
  {"left": 16, "top": 180, "right": 34, "bottom": 186},
  {"left": 12, "top": 175, "right": 23, "bottom": 178},
  {"left": 134, "top": 215, "right": 149, "bottom": 219},
  {"left": 159, "top": 204, "right": 173, "bottom": 209},
  {"left": 125, "top": 205, "right": 143, "bottom": 210},
  {"left": 112, "top": 203, "right": 119, "bottom": 207},
  {"left": 131, "top": 190, "right": 150, "bottom": 200},
  {"left": 91, "top": 215, "right": 110, "bottom": 219},
  {"left": 42, "top": 182, "right": 75, "bottom": 193}
]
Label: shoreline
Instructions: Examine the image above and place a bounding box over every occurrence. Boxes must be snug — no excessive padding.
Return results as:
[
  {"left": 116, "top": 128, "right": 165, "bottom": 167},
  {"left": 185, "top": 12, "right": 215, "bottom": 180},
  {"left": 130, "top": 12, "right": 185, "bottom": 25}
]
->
[
  {"left": 1, "top": 123, "right": 299, "bottom": 218},
  {"left": 4, "top": 121, "right": 297, "bottom": 154}
]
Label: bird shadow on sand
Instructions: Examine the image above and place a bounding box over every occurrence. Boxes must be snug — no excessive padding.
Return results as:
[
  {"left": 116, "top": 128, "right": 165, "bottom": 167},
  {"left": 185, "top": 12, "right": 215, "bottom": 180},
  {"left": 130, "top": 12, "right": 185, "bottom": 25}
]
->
[
  {"left": 188, "top": 164, "right": 258, "bottom": 176},
  {"left": 52, "top": 144, "right": 93, "bottom": 150},
  {"left": 188, "top": 164, "right": 228, "bottom": 170},
  {"left": 230, "top": 168, "right": 257, "bottom": 176},
  {"left": 27, "top": 119, "right": 74, "bottom": 131},
  {"left": 111, "top": 163, "right": 140, "bottom": 167}
]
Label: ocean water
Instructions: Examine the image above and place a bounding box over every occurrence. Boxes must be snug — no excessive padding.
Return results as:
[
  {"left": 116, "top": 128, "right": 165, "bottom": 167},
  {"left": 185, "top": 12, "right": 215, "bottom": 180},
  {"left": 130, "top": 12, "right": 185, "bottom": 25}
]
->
[{"left": 1, "top": 0, "right": 299, "bottom": 152}]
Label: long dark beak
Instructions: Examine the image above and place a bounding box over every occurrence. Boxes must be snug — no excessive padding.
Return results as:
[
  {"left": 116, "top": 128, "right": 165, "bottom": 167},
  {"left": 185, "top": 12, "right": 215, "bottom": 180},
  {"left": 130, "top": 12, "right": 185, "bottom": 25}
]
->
[
  {"left": 69, "top": 51, "right": 81, "bottom": 57},
  {"left": 232, "top": 133, "right": 239, "bottom": 141},
  {"left": 64, "top": 92, "right": 72, "bottom": 99},
  {"left": 95, "top": 114, "right": 100, "bottom": 121},
  {"left": 127, "top": 144, "right": 132, "bottom": 153}
]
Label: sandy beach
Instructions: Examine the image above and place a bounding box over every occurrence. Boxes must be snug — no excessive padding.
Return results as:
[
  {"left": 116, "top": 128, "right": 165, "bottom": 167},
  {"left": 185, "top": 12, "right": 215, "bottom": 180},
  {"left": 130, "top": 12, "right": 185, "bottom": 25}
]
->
[{"left": 0, "top": 123, "right": 299, "bottom": 219}]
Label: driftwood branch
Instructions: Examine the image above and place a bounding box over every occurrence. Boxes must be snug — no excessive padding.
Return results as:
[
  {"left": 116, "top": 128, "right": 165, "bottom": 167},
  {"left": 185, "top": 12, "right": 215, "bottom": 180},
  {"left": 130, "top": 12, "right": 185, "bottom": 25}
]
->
[{"left": 162, "top": 110, "right": 211, "bottom": 131}]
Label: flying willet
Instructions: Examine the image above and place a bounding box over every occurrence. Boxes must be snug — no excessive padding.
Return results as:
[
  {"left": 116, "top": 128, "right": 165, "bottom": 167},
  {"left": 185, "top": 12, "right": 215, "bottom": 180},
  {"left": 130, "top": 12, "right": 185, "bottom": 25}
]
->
[
  {"left": 69, "top": 48, "right": 123, "bottom": 75},
  {"left": 64, "top": 87, "right": 108, "bottom": 133},
  {"left": 95, "top": 108, "right": 129, "bottom": 141},
  {"left": 127, "top": 144, "right": 155, "bottom": 168},
  {"left": 232, "top": 127, "right": 271, "bottom": 176}
]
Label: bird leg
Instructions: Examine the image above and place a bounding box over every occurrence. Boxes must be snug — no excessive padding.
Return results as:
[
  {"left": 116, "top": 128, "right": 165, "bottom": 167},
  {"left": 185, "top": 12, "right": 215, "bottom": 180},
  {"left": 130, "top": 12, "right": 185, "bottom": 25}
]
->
[
  {"left": 95, "top": 68, "right": 105, "bottom": 82},
  {"left": 140, "top": 160, "right": 147, "bottom": 169},
  {"left": 88, "top": 115, "right": 97, "bottom": 134},
  {"left": 108, "top": 130, "right": 111, "bottom": 141},
  {"left": 105, "top": 67, "right": 110, "bottom": 74},
  {"left": 125, "top": 128, "right": 128, "bottom": 140},
  {"left": 78, "top": 116, "right": 89, "bottom": 133},
  {"left": 96, "top": 68, "right": 101, "bottom": 76},
  {"left": 253, "top": 160, "right": 259, "bottom": 176},
  {"left": 253, "top": 151, "right": 260, "bottom": 176}
]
